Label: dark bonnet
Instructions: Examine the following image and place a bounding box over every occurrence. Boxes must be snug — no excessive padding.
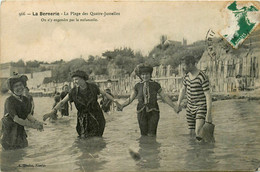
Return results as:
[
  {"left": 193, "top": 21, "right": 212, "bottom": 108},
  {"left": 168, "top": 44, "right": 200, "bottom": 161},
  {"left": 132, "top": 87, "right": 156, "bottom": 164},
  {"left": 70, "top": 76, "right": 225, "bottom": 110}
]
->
[
  {"left": 70, "top": 70, "right": 89, "bottom": 80},
  {"left": 135, "top": 64, "right": 153, "bottom": 78},
  {"left": 7, "top": 74, "right": 28, "bottom": 92}
]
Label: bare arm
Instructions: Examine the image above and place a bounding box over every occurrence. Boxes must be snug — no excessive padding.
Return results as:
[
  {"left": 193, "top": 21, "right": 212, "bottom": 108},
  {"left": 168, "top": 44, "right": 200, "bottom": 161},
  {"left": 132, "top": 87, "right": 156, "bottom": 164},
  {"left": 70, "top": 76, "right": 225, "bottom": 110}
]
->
[
  {"left": 27, "top": 114, "right": 39, "bottom": 122},
  {"left": 204, "top": 91, "right": 212, "bottom": 123},
  {"left": 54, "top": 94, "right": 70, "bottom": 111},
  {"left": 30, "top": 100, "right": 35, "bottom": 115},
  {"left": 43, "top": 94, "right": 70, "bottom": 121},
  {"left": 5, "top": 99, "right": 42, "bottom": 130},
  {"left": 13, "top": 115, "right": 41, "bottom": 129},
  {"left": 27, "top": 114, "right": 45, "bottom": 124},
  {"left": 27, "top": 114, "right": 45, "bottom": 131},
  {"left": 121, "top": 89, "right": 137, "bottom": 108},
  {"left": 158, "top": 89, "right": 178, "bottom": 113},
  {"left": 69, "top": 101, "right": 72, "bottom": 111},
  {"left": 177, "top": 85, "right": 186, "bottom": 107}
]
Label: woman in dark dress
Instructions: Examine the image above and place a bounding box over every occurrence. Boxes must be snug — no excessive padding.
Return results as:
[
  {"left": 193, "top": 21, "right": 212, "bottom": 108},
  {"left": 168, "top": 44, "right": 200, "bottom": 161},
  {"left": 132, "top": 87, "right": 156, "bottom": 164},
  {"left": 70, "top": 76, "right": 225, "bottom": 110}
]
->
[
  {"left": 43, "top": 70, "right": 117, "bottom": 138},
  {"left": 1, "top": 74, "right": 44, "bottom": 150}
]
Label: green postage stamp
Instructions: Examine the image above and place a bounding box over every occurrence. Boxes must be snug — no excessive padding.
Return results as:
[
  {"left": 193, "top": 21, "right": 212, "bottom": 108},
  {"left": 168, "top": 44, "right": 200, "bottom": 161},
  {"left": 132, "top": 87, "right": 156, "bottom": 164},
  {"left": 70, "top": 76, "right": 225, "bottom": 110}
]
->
[{"left": 220, "top": 1, "right": 259, "bottom": 48}]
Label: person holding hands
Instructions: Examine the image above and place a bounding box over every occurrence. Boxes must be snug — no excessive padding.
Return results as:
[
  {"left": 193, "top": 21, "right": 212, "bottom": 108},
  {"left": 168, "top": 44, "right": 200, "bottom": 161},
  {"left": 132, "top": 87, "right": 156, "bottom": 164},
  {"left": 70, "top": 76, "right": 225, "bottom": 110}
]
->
[
  {"left": 43, "top": 70, "right": 118, "bottom": 138},
  {"left": 117, "top": 64, "right": 180, "bottom": 137},
  {"left": 177, "top": 55, "right": 213, "bottom": 141},
  {"left": 1, "top": 74, "right": 44, "bottom": 150}
]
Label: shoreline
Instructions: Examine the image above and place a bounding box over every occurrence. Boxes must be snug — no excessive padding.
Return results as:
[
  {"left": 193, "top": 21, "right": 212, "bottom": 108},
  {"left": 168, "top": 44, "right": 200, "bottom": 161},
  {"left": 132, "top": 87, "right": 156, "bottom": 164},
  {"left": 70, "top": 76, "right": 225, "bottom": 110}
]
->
[
  {"left": 1, "top": 91, "right": 260, "bottom": 101},
  {"left": 168, "top": 91, "right": 260, "bottom": 101}
]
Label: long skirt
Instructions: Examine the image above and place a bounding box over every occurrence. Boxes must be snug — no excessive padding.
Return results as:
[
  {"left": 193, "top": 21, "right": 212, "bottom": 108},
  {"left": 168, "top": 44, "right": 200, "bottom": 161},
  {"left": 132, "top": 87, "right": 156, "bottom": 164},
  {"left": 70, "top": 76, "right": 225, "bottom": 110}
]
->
[
  {"left": 1, "top": 118, "right": 28, "bottom": 150},
  {"left": 76, "top": 110, "right": 105, "bottom": 138}
]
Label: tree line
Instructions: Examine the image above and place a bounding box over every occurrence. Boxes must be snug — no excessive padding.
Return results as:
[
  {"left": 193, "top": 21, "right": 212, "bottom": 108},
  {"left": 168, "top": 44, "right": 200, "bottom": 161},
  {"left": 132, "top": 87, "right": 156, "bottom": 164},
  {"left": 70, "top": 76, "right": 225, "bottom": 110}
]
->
[{"left": 11, "top": 37, "right": 207, "bottom": 83}]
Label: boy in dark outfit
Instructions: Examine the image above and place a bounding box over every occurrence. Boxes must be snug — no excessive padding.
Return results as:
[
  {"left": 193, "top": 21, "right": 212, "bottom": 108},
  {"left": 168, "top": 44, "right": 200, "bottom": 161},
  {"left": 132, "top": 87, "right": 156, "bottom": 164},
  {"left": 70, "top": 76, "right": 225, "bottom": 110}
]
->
[
  {"left": 50, "top": 93, "right": 61, "bottom": 120},
  {"left": 43, "top": 70, "right": 118, "bottom": 138},
  {"left": 100, "top": 88, "right": 114, "bottom": 113},
  {"left": 117, "top": 64, "right": 180, "bottom": 137},
  {"left": 60, "top": 84, "right": 72, "bottom": 116}
]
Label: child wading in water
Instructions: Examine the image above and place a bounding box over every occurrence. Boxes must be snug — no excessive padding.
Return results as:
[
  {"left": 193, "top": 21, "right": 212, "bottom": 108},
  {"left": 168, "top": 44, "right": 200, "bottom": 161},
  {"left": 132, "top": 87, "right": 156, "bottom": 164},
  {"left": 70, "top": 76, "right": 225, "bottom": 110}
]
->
[
  {"left": 60, "top": 84, "right": 72, "bottom": 117},
  {"left": 117, "top": 64, "right": 180, "bottom": 137},
  {"left": 100, "top": 88, "right": 114, "bottom": 113},
  {"left": 177, "top": 55, "right": 213, "bottom": 141},
  {"left": 50, "top": 93, "right": 61, "bottom": 120}
]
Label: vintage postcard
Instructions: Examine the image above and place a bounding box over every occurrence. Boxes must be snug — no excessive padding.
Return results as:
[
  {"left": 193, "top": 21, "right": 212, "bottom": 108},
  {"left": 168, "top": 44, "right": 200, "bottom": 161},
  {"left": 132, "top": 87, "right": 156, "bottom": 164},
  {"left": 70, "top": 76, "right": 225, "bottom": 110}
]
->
[{"left": 0, "top": 0, "right": 260, "bottom": 171}]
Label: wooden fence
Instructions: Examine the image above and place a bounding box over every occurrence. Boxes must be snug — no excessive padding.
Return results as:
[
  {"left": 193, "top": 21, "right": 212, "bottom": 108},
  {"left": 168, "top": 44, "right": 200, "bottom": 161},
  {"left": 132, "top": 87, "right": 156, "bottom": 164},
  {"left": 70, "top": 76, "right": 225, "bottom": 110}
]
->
[{"left": 96, "top": 56, "right": 260, "bottom": 96}]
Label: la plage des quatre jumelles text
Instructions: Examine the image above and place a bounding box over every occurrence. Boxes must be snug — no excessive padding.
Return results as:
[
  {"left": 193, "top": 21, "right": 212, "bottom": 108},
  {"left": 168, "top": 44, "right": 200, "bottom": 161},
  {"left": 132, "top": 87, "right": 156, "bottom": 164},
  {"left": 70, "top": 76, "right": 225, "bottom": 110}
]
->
[{"left": 31, "top": 11, "right": 120, "bottom": 17}]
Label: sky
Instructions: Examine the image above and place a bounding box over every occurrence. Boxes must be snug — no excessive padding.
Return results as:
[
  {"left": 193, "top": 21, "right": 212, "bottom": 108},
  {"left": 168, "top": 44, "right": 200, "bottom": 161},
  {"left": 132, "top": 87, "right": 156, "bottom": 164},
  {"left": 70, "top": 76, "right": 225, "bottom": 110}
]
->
[{"left": 0, "top": 1, "right": 259, "bottom": 63}]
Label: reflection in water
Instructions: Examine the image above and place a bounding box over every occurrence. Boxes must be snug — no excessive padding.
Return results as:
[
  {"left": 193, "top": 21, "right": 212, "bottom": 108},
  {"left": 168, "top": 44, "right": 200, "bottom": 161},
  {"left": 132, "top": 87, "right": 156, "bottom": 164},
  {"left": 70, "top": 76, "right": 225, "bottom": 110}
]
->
[
  {"left": 136, "top": 136, "right": 161, "bottom": 169},
  {"left": 184, "top": 138, "right": 217, "bottom": 170},
  {"left": 0, "top": 96, "right": 259, "bottom": 171},
  {"left": 73, "top": 137, "right": 107, "bottom": 171},
  {"left": 1, "top": 148, "right": 26, "bottom": 171}
]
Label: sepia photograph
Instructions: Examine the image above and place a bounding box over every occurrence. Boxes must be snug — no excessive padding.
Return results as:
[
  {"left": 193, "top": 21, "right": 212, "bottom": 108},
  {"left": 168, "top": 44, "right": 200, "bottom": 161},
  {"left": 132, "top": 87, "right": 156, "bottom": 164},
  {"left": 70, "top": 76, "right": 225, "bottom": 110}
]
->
[{"left": 0, "top": 0, "right": 260, "bottom": 171}]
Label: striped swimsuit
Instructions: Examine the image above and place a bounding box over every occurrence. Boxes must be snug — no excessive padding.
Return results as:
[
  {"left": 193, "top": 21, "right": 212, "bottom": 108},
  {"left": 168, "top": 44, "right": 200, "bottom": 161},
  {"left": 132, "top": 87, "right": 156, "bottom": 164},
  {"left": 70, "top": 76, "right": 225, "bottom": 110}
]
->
[{"left": 183, "top": 71, "right": 210, "bottom": 129}]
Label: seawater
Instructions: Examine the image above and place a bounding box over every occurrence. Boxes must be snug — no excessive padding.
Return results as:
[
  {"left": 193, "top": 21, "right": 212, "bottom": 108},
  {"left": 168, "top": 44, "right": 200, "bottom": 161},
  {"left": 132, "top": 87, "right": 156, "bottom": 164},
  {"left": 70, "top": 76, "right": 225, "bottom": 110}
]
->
[{"left": 0, "top": 96, "right": 259, "bottom": 171}]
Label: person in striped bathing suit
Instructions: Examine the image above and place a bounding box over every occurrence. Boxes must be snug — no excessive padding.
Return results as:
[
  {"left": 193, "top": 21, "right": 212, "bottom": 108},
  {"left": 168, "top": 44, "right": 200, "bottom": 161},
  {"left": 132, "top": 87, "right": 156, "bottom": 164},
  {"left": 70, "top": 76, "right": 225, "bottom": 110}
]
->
[{"left": 177, "top": 55, "right": 212, "bottom": 140}]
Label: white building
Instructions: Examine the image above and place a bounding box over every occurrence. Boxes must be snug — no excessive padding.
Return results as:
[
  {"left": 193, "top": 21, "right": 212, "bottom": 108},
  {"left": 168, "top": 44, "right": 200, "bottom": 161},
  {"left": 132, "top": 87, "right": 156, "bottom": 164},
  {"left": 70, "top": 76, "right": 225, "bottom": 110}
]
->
[{"left": 25, "top": 70, "right": 52, "bottom": 90}]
